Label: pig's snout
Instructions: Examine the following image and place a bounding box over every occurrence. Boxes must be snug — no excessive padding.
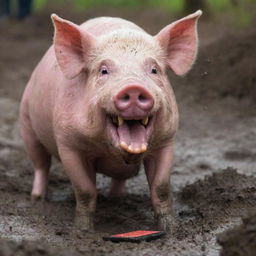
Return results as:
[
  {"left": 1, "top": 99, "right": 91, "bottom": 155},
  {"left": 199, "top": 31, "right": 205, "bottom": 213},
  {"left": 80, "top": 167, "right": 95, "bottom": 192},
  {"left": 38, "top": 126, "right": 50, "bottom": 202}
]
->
[{"left": 114, "top": 85, "right": 154, "bottom": 118}]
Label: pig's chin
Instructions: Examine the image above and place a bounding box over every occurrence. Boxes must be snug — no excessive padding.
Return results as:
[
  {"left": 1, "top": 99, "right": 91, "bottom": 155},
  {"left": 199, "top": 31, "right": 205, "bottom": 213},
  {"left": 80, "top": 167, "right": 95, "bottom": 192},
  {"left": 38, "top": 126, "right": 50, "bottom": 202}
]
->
[{"left": 106, "top": 114, "right": 155, "bottom": 155}]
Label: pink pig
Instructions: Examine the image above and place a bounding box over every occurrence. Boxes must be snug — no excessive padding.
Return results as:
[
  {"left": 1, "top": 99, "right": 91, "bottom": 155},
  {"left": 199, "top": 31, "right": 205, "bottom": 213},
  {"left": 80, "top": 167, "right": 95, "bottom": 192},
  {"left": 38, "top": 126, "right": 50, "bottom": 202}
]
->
[{"left": 19, "top": 10, "right": 202, "bottom": 232}]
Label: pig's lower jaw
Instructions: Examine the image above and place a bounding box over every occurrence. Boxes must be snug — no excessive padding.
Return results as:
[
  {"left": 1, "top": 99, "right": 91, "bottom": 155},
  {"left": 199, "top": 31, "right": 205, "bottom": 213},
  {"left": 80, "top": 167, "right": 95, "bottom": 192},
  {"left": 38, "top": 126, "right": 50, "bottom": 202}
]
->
[{"left": 106, "top": 115, "right": 154, "bottom": 155}]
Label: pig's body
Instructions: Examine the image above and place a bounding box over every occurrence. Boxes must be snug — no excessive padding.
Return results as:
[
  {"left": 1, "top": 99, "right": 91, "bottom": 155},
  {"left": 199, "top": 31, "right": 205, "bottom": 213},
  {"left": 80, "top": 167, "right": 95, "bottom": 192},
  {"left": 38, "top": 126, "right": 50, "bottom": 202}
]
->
[
  {"left": 21, "top": 18, "right": 146, "bottom": 176},
  {"left": 20, "top": 12, "right": 202, "bottom": 232}
]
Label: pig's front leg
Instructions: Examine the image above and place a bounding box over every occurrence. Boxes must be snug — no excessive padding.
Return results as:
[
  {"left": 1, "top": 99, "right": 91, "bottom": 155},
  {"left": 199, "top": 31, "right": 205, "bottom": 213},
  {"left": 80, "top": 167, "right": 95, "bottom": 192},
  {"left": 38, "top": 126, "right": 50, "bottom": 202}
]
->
[
  {"left": 58, "top": 146, "right": 97, "bottom": 232},
  {"left": 144, "top": 141, "right": 176, "bottom": 232}
]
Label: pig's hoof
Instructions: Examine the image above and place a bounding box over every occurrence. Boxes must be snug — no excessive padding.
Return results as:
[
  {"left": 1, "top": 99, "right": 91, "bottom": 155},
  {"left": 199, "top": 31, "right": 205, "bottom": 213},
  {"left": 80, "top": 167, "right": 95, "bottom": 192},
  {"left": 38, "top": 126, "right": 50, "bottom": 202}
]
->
[
  {"left": 156, "top": 214, "right": 177, "bottom": 233},
  {"left": 74, "top": 213, "right": 94, "bottom": 233}
]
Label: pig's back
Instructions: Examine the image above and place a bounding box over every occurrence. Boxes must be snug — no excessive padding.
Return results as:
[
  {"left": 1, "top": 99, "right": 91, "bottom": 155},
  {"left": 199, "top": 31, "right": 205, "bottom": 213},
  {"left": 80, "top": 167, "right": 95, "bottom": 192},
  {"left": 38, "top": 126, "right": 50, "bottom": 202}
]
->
[{"left": 80, "top": 17, "right": 144, "bottom": 37}]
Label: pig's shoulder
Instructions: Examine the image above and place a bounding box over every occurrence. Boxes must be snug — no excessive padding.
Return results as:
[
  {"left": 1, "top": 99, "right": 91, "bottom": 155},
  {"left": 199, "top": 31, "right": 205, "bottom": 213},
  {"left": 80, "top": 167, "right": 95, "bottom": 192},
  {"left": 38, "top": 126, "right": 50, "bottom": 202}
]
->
[{"left": 80, "top": 17, "right": 144, "bottom": 37}]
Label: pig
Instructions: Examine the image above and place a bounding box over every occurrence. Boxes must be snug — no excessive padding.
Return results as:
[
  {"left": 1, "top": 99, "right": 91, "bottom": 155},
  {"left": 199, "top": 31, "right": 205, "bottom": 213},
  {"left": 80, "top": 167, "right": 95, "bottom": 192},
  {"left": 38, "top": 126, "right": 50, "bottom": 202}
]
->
[{"left": 19, "top": 10, "right": 202, "bottom": 232}]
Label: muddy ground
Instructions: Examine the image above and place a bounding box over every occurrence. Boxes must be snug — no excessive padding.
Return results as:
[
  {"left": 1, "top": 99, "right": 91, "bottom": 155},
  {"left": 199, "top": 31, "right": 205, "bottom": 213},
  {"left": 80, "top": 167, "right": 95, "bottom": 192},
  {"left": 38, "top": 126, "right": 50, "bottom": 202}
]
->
[{"left": 0, "top": 4, "right": 256, "bottom": 256}]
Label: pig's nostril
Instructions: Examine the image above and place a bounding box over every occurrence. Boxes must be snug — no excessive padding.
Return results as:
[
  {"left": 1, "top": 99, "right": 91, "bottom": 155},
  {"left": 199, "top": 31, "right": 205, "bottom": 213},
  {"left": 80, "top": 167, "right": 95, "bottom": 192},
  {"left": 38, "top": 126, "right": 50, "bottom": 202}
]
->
[
  {"left": 138, "top": 94, "right": 147, "bottom": 102},
  {"left": 122, "top": 94, "right": 130, "bottom": 101}
]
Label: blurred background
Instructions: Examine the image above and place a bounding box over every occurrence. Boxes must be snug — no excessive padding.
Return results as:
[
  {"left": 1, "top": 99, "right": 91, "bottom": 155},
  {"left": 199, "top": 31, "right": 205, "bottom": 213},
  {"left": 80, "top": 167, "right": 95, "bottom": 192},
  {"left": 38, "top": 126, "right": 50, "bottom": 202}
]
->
[
  {"left": 1, "top": 0, "right": 256, "bottom": 103},
  {"left": 0, "top": 1, "right": 256, "bottom": 256}
]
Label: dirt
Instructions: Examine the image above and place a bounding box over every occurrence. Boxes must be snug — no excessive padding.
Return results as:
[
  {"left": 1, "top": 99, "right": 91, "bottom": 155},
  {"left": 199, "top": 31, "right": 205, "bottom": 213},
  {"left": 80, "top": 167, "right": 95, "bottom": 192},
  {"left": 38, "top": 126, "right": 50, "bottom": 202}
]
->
[
  {"left": 179, "top": 27, "right": 256, "bottom": 103},
  {"left": 0, "top": 238, "right": 80, "bottom": 256},
  {"left": 0, "top": 4, "right": 256, "bottom": 256},
  {"left": 218, "top": 209, "right": 256, "bottom": 256},
  {"left": 180, "top": 168, "right": 256, "bottom": 233}
]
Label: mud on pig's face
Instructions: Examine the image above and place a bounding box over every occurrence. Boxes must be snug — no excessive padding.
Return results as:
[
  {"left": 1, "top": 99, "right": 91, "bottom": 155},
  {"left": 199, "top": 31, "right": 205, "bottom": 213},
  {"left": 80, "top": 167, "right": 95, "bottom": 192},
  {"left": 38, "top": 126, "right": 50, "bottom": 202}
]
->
[{"left": 51, "top": 11, "right": 202, "bottom": 155}]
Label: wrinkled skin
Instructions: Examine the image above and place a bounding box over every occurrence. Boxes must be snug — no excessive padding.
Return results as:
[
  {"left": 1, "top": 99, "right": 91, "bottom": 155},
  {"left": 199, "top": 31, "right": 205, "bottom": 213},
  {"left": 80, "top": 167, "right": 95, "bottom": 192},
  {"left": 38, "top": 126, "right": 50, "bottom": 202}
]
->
[{"left": 19, "top": 11, "right": 202, "bottom": 232}]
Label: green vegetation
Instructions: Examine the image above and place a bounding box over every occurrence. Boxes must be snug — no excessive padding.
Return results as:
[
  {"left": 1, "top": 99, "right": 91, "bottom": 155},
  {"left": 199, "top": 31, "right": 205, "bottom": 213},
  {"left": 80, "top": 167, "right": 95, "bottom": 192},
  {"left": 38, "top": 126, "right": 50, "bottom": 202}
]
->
[
  {"left": 33, "top": 0, "right": 185, "bottom": 12},
  {"left": 74, "top": 0, "right": 185, "bottom": 11},
  {"left": 34, "top": 0, "right": 255, "bottom": 26},
  {"left": 34, "top": 0, "right": 48, "bottom": 11}
]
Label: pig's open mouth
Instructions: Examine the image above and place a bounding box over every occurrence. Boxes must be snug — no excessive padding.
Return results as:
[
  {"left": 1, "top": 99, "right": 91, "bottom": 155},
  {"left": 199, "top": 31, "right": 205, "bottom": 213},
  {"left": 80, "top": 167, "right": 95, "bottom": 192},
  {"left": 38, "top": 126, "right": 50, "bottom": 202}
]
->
[{"left": 106, "top": 115, "right": 154, "bottom": 154}]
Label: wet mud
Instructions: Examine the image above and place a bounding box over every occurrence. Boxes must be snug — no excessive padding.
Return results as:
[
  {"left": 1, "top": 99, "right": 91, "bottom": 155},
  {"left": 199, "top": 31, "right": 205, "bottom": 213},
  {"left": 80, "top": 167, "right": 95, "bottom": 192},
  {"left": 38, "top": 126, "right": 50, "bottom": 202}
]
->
[
  {"left": 179, "top": 168, "right": 256, "bottom": 234},
  {"left": 218, "top": 209, "right": 256, "bottom": 256},
  {"left": 0, "top": 4, "right": 256, "bottom": 256}
]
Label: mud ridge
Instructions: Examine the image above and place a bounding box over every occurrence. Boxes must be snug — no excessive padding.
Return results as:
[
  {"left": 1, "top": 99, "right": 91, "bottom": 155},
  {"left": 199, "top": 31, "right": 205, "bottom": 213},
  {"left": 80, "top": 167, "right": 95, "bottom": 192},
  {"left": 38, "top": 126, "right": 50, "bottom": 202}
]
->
[
  {"left": 178, "top": 168, "right": 256, "bottom": 233},
  {"left": 0, "top": 238, "right": 80, "bottom": 256},
  {"left": 218, "top": 208, "right": 256, "bottom": 256}
]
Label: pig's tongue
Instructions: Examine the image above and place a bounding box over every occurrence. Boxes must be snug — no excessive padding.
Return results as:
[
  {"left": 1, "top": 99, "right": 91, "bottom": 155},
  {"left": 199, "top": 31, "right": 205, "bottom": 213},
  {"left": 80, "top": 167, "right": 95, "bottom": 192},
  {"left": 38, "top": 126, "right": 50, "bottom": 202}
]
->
[{"left": 117, "top": 122, "right": 147, "bottom": 154}]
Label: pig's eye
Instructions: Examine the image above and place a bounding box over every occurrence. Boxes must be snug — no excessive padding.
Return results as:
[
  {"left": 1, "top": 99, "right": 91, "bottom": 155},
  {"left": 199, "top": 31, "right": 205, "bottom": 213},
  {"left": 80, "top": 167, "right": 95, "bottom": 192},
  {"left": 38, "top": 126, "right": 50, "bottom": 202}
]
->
[
  {"left": 100, "top": 66, "right": 109, "bottom": 75},
  {"left": 151, "top": 67, "right": 158, "bottom": 74}
]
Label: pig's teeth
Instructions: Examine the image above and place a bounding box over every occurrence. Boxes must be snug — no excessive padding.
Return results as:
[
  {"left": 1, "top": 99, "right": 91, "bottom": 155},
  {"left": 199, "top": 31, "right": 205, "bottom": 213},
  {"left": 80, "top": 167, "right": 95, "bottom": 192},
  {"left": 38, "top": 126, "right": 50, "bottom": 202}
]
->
[
  {"left": 142, "top": 117, "right": 149, "bottom": 126},
  {"left": 118, "top": 116, "right": 124, "bottom": 126},
  {"left": 120, "top": 141, "right": 128, "bottom": 150},
  {"left": 141, "top": 143, "right": 147, "bottom": 152},
  {"left": 134, "top": 147, "right": 141, "bottom": 154},
  {"left": 120, "top": 142, "right": 148, "bottom": 154},
  {"left": 129, "top": 144, "right": 148, "bottom": 154},
  {"left": 128, "top": 145, "right": 134, "bottom": 152}
]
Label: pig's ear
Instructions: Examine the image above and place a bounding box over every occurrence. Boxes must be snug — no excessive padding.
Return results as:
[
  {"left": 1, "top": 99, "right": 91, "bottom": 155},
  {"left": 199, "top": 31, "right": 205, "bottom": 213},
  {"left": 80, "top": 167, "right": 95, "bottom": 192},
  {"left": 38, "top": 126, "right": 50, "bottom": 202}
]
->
[
  {"left": 155, "top": 10, "right": 202, "bottom": 76},
  {"left": 51, "top": 14, "right": 96, "bottom": 79}
]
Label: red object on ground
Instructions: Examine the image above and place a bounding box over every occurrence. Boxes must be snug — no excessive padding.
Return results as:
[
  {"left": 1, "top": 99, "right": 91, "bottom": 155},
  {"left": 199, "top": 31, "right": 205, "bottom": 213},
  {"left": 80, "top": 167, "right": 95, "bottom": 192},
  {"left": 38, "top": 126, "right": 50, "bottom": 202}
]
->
[{"left": 103, "top": 230, "right": 165, "bottom": 242}]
